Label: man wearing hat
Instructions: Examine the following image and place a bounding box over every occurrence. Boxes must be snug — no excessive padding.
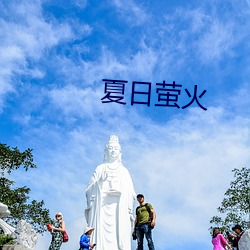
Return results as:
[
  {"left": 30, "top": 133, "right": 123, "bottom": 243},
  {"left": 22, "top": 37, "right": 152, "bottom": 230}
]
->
[
  {"left": 79, "top": 227, "right": 96, "bottom": 250},
  {"left": 231, "top": 225, "right": 244, "bottom": 250},
  {"left": 133, "top": 194, "right": 156, "bottom": 250}
]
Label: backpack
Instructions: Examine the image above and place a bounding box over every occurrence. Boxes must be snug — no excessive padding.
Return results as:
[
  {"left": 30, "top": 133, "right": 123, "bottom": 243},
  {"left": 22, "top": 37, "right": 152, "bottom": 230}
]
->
[{"left": 136, "top": 203, "right": 154, "bottom": 229}]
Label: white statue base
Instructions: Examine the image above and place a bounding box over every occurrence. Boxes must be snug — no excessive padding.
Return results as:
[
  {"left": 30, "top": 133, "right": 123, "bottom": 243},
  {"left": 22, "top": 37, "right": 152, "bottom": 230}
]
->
[
  {"left": 12, "top": 220, "right": 38, "bottom": 250},
  {"left": 2, "top": 245, "right": 26, "bottom": 250},
  {"left": 0, "top": 219, "right": 15, "bottom": 235}
]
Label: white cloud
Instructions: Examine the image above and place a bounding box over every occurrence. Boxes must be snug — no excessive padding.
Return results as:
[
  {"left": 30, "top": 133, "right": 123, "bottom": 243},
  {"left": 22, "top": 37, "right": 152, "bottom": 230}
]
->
[
  {"left": 112, "top": 0, "right": 148, "bottom": 26},
  {"left": 50, "top": 44, "right": 159, "bottom": 91},
  {"left": 155, "top": 6, "right": 244, "bottom": 67},
  {"left": 188, "top": 8, "right": 210, "bottom": 33},
  {"left": 1, "top": 2, "right": 73, "bottom": 57},
  {"left": 0, "top": 1, "right": 74, "bottom": 110},
  {"left": 73, "top": 0, "right": 87, "bottom": 9},
  {"left": 47, "top": 84, "right": 130, "bottom": 121},
  {"left": 81, "top": 47, "right": 129, "bottom": 83},
  {"left": 83, "top": 44, "right": 159, "bottom": 84},
  {"left": 196, "top": 20, "right": 235, "bottom": 63},
  {"left": 128, "top": 42, "right": 158, "bottom": 80}
]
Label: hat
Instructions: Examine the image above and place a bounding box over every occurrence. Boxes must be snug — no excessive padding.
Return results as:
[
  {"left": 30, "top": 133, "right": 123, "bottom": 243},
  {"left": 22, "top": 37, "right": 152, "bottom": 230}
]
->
[
  {"left": 232, "top": 225, "right": 243, "bottom": 231},
  {"left": 84, "top": 227, "right": 94, "bottom": 234},
  {"left": 55, "top": 212, "right": 63, "bottom": 218},
  {"left": 137, "top": 194, "right": 144, "bottom": 198}
]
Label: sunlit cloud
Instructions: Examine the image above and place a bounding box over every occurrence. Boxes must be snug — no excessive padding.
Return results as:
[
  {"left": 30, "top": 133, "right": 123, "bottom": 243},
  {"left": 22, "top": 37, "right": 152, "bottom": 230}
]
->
[{"left": 112, "top": 0, "right": 148, "bottom": 26}]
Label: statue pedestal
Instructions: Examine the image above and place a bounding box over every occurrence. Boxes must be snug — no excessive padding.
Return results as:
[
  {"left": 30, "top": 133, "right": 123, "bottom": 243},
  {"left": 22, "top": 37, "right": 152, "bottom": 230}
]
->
[{"left": 1, "top": 245, "right": 26, "bottom": 250}]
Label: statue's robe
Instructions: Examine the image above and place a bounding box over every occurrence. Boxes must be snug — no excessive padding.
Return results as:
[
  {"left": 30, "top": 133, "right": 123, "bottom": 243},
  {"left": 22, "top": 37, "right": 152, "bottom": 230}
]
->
[{"left": 85, "top": 163, "right": 135, "bottom": 250}]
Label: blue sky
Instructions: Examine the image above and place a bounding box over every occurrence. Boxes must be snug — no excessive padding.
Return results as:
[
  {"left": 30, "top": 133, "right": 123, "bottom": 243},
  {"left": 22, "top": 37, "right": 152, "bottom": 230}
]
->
[{"left": 1, "top": 0, "right": 250, "bottom": 249}]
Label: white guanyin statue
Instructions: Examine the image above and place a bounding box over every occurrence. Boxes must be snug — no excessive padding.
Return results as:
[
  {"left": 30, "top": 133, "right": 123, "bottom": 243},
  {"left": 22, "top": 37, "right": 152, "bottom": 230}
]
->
[{"left": 85, "top": 135, "right": 136, "bottom": 250}]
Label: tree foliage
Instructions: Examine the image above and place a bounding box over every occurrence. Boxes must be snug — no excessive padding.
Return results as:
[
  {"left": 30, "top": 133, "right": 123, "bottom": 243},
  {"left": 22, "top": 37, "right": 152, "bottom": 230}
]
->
[
  {"left": 210, "top": 167, "right": 250, "bottom": 232},
  {"left": 0, "top": 144, "right": 36, "bottom": 175},
  {"left": 0, "top": 234, "right": 14, "bottom": 246},
  {"left": 0, "top": 143, "right": 52, "bottom": 233}
]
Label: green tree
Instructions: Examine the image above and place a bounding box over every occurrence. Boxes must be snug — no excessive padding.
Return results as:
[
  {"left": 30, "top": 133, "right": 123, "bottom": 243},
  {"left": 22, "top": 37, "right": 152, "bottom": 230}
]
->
[
  {"left": 210, "top": 167, "right": 250, "bottom": 232},
  {"left": 0, "top": 143, "right": 52, "bottom": 233}
]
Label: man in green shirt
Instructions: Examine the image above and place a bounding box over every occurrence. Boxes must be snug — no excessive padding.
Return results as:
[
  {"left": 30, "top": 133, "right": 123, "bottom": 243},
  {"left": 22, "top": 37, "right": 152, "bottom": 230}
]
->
[{"left": 133, "top": 194, "right": 156, "bottom": 250}]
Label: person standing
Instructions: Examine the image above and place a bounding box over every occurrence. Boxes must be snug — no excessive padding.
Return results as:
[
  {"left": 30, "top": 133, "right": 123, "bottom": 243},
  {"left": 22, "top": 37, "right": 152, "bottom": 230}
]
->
[
  {"left": 49, "top": 212, "right": 66, "bottom": 250},
  {"left": 211, "top": 227, "right": 232, "bottom": 250},
  {"left": 79, "top": 227, "right": 96, "bottom": 250},
  {"left": 133, "top": 194, "right": 156, "bottom": 250}
]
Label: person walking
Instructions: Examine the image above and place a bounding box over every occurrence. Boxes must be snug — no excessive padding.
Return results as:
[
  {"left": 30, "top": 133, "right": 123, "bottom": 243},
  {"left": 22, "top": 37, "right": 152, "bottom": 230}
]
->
[
  {"left": 79, "top": 227, "right": 96, "bottom": 250},
  {"left": 211, "top": 227, "right": 232, "bottom": 250},
  {"left": 48, "top": 212, "right": 66, "bottom": 250},
  {"left": 133, "top": 194, "right": 156, "bottom": 250}
]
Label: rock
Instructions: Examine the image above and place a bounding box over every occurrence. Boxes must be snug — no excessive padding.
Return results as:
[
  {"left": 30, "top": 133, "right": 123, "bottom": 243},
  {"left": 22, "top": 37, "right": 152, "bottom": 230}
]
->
[{"left": 238, "top": 229, "right": 250, "bottom": 250}]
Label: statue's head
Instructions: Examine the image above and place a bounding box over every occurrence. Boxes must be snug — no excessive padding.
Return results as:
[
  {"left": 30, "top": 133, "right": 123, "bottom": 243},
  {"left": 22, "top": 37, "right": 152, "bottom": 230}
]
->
[
  {"left": 0, "top": 202, "right": 10, "bottom": 218},
  {"left": 104, "top": 135, "right": 122, "bottom": 163}
]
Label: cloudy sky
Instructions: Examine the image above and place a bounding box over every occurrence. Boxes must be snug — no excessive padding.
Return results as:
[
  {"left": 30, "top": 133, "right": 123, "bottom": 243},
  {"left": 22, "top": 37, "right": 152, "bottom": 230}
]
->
[{"left": 1, "top": 0, "right": 250, "bottom": 249}]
